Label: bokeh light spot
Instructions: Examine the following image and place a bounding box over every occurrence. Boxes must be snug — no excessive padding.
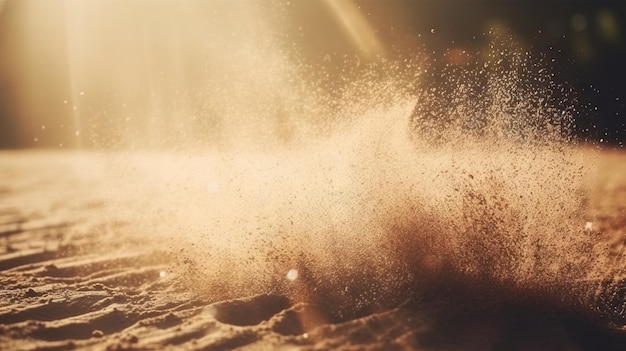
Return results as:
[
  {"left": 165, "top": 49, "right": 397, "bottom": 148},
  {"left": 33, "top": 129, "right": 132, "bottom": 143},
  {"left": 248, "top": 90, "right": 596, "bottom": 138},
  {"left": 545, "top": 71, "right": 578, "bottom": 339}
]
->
[
  {"left": 286, "top": 268, "right": 298, "bottom": 281},
  {"left": 570, "top": 14, "right": 588, "bottom": 32}
]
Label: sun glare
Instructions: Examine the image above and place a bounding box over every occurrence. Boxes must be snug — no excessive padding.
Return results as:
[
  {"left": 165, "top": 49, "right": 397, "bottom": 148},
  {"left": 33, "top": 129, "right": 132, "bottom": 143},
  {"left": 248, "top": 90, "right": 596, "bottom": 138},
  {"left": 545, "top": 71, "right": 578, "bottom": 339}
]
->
[
  {"left": 2, "top": 0, "right": 393, "bottom": 149},
  {"left": 321, "top": 0, "right": 386, "bottom": 60},
  {"left": 51, "top": 1, "right": 291, "bottom": 149}
]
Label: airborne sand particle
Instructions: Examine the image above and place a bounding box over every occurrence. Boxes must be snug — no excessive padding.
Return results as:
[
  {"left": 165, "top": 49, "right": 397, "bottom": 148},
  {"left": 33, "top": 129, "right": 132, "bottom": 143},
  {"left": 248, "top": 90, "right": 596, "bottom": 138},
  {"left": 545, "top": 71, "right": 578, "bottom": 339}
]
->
[
  {"left": 46, "top": 0, "right": 623, "bottom": 330},
  {"left": 140, "top": 39, "right": 621, "bottom": 324},
  {"left": 3, "top": 3, "right": 626, "bottom": 350}
]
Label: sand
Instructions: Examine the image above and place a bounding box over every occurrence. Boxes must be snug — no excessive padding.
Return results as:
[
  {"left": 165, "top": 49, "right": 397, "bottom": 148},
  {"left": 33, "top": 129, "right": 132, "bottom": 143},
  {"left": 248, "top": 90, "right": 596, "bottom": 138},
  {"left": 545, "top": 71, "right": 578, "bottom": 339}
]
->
[
  {"left": 0, "top": 147, "right": 625, "bottom": 351},
  {"left": 2, "top": 2, "right": 623, "bottom": 349}
]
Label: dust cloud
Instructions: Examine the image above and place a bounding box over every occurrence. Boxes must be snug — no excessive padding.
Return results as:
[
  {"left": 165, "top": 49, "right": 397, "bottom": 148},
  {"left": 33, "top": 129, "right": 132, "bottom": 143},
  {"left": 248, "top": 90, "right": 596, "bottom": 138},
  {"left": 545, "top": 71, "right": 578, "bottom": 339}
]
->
[
  {"left": 152, "top": 43, "right": 614, "bottom": 324},
  {"left": 49, "top": 1, "right": 621, "bottom": 326}
]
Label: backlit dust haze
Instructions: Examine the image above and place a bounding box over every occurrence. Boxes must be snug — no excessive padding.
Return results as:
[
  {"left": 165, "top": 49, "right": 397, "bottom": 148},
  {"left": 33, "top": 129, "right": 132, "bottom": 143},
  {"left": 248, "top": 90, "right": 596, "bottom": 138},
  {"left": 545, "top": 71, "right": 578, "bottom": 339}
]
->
[{"left": 1, "top": 0, "right": 625, "bottom": 326}]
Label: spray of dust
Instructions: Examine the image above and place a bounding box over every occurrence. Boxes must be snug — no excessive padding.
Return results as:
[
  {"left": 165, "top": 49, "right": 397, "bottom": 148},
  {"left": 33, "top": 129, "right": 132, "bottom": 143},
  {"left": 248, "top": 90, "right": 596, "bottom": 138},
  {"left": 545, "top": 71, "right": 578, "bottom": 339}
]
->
[
  {"left": 137, "top": 38, "right": 623, "bottom": 324},
  {"left": 53, "top": 3, "right": 622, "bottom": 325}
]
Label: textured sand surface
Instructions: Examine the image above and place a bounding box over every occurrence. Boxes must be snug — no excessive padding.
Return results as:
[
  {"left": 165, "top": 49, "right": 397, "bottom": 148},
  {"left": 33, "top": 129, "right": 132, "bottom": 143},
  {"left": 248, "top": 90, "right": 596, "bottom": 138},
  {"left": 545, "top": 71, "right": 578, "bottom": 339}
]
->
[{"left": 0, "top": 148, "right": 625, "bottom": 351}]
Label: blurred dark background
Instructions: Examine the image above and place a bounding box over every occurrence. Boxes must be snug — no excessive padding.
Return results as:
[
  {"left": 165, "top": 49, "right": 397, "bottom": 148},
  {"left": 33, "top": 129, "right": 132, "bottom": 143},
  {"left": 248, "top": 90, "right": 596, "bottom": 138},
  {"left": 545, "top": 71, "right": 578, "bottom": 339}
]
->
[{"left": 0, "top": 0, "right": 624, "bottom": 149}]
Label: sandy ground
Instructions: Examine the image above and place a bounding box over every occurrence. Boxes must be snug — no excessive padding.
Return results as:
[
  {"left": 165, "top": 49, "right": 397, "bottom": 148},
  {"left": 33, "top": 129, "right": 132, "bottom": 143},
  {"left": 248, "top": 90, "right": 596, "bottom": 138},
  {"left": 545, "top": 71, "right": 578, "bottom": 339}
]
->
[{"left": 1, "top": 148, "right": 626, "bottom": 351}]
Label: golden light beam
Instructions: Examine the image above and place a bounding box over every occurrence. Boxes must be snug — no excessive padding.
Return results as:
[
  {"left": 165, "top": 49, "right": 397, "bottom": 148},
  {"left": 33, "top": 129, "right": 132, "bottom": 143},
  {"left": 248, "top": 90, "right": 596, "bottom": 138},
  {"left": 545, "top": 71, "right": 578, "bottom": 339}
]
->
[
  {"left": 322, "top": 0, "right": 386, "bottom": 60},
  {"left": 61, "top": 0, "right": 85, "bottom": 149}
]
